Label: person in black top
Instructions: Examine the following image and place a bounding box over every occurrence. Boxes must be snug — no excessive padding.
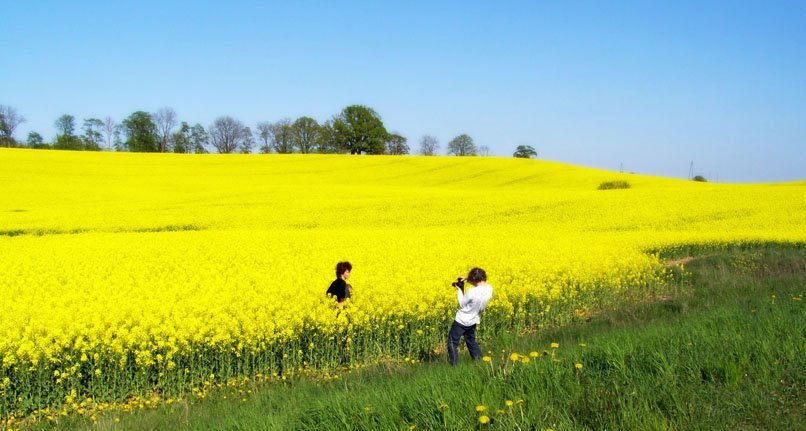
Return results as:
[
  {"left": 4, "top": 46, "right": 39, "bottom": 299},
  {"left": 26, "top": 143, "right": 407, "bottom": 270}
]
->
[{"left": 326, "top": 261, "right": 352, "bottom": 306}]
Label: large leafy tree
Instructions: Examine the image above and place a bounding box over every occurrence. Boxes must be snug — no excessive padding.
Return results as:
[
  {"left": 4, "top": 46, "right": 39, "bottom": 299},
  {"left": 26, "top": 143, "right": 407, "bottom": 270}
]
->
[
  {"left": 121, "top": 111, "right": 159, "bottom": 152},
  {"left": 333, "top": 105, "right": 387, "bottom": 154},
  {"left": 447, "top": 134, "right": 477, "bottom": 156},
  {"left": 513, "top": 145, "right": 538, "bottom": 159}
]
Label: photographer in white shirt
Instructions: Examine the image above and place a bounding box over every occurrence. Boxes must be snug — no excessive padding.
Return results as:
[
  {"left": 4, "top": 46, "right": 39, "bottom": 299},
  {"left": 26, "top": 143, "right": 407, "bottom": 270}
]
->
[{"left": 447, "top": 267, "right": 493, "bottom": 365}]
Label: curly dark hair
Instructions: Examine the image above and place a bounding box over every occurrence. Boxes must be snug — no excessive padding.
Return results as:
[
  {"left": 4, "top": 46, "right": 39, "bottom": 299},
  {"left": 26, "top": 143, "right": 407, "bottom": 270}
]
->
[
  {"left": 336, "top": 261, "right": 353, "bottom": 277},
  {"left": 467, "top": 267, "right": 487, "bottom": 284}
]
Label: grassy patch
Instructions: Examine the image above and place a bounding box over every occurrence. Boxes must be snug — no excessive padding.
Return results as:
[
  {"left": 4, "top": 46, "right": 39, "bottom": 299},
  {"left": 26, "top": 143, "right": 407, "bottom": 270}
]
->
[
  {"left": 48, "top": 246, "right": 805, "bottom": 430},
  {"left": 597, "top": 180, "right": 631, "bottom": 190}
]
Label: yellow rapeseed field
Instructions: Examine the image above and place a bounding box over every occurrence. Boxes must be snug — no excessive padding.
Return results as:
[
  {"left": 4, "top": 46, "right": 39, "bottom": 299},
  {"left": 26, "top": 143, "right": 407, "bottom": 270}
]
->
[{"left": 1, "top": 148, "right": 804, "bottom": 421}]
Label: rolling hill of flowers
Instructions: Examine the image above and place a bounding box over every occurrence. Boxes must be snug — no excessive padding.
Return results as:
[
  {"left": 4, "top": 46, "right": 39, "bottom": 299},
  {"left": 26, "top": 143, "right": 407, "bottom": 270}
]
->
[{"left": 1, "top": 148, "right": 804, "bottom": 423}]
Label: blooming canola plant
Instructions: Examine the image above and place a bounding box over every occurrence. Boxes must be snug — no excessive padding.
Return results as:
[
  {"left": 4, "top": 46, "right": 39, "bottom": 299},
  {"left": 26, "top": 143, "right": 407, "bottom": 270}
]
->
[{"left": 0, "top": 149, "right": 804, "bottom": 420}]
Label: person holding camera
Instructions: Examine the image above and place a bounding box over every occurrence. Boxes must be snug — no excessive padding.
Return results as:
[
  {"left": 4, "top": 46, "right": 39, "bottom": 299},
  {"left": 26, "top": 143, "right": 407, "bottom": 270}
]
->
[
  {"left": 447, "top": 267, "right": 493, "bottom": 365},
  {"left": 326, "top": 261, "right": 352, "bottom": 307}
]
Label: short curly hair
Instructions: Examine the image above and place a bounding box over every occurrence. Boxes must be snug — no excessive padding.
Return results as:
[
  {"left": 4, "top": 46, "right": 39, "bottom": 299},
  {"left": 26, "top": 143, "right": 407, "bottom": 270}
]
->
[
  {"left": 467, "top": 267, "right": 487, "bottom": 284},
  {"left": 336, "top": 261, "right": 352, "bottom": 277}
]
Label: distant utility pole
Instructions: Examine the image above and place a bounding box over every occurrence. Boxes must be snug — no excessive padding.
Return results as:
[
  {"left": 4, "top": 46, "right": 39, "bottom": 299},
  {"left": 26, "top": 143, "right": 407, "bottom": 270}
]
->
[{"left": 688, "top": 161, "right": 694, "bottom": 180}]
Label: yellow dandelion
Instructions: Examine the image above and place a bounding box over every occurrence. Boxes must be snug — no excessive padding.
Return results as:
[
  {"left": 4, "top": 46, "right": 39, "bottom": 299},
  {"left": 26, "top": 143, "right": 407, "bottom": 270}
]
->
[
  {"left": 505, "top": 400, "right": 514, "bottom": 407},
  {"left": 550, "top": 342, "right": 559, "bottom": 349},
  {"left": 478, "top": 415, "right": 490, "bottom": 424},
  {"left": 575, "top": 363, "right": 583, "bottom": 369},
  {"left": 529, "top": 351, "right": 538, "bottom": 358},
  {"left": 475, "top": 405, "right": 486, "bottom": 412},
  {"left": 482, "top": 355, "right": 492, "bottom": 362},
  {"left": 509, "top": 353, "right": 520, "bottom": 361}
]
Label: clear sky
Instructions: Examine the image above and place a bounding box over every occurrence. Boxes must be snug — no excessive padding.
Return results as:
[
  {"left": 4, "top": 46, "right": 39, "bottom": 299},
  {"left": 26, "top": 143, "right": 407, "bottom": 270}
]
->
[{"left": 3, "top": 1, "right": 805, "bottom": 182}]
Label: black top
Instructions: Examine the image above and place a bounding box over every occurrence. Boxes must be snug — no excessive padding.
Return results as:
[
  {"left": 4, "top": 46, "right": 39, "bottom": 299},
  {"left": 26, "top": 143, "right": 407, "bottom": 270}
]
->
[{"left": 326, "top": 278, "right": 349, "bottom": 302}]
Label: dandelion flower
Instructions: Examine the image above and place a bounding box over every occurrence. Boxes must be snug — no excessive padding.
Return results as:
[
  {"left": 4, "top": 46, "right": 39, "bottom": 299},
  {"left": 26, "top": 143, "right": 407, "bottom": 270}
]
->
[
  {"left": 476, "top": 405, "right": 486, "bottom": 412},
  {"left": 478, "top": 415, "right": 490, "bottom": 424}
]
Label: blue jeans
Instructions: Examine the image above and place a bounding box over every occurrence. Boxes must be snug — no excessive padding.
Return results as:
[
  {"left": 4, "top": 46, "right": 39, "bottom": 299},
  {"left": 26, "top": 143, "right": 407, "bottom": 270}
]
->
[{"left": 447, "top": 321, "right": 482, "bottom": 365}]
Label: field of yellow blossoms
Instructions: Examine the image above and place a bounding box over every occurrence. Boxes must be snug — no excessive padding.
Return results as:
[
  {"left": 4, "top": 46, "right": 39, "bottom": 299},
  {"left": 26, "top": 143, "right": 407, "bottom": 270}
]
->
[{"left": 1, "top": 148, "right": 804, "bottom": 422}]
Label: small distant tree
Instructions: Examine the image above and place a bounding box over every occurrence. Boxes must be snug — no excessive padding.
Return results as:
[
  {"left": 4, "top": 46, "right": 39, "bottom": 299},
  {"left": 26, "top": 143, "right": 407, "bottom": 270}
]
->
[
  {"left": 209, "top": 116, "right": 245, "bottom": 153},
  {"left": 270, "top": 119, "right": 294, "bottom": 154},
  {"left": 121, "top": 111, "right": 159, "bottom": 152},
  {"left": 513, "top": 145, "right": 538, "bottom": 159},
  {"left": 419, "top": 135, "right": 439, "bottom": 156},
  {"left": 189, "top": 124, "right": 208, "bottom": 153},
  {"left": 103, "top": 117, "right": 117, "bottom": 150},
  {"left": 82, "top": 118, "right": 104, "bottom": 150},
  {"left": 292, "top": 116, "right": 320, "bottom": 153},
  {"left": 256, "top": 121, "right": 272, "bottom": 153},
  {"left": 447, "top": 134, "right": 477, "bottom": 156},
  {"left": 478, "top": 145, "right": 491, "bottom": 156},
  {"left": 333, "top": 105, "right": 387, "bottom": 154},
  {"left": 385, "top": 132, "right": 409, "bottom": 155},
  {"left": 693, "top": 175, "right": 707, "bottom": 182},
  {"left": 153, "top": 107, "right": 177, "bottom": 152},
  {"left": 54, "top": 114, "right": 76, "bottom": 137},
  {"left": 172, "top": 122, "right": 192, "bottom": 153},
  {"left": 26, "top": 132, "right": 47, "bottom": 149},
  {"left": 316, "top": 120, "right": 339, "bottom": 153},
  {"left": 240, "top": 126, "right": 254, "bottom": 154},
  {"left": 0, "top": 105, "right": 25, "bottom": 147},
  {"left": 53, "top": 114, "right": 84, "bottom": 150}
]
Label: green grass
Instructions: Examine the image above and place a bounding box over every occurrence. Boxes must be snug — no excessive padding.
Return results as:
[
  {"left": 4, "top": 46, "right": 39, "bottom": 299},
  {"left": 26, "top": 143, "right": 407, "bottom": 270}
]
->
[
  {"left": 48, "top": 246, "right": 804, "bottom": 430},
  {"left": 597, "top": 180, "right": 631, "bottom": 190}
]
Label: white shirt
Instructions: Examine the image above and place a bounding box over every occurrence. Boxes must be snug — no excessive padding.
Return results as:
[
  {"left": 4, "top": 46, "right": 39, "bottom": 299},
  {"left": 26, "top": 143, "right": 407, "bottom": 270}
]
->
[{"left": 454, "top": 282, "right": 493, "bottom": 326}]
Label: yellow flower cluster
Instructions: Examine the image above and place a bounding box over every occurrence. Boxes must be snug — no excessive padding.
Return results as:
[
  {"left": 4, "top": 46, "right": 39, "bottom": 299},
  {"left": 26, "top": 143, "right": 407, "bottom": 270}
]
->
[{"left": 0, "top": 149, "right": 804, "bottom": 421}]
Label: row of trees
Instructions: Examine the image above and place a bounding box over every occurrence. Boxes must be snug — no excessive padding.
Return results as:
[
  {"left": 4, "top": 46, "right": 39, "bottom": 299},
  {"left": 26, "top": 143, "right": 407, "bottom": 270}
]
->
[{"left": 1, "top": 104, "right": 539, "bottom": 158}]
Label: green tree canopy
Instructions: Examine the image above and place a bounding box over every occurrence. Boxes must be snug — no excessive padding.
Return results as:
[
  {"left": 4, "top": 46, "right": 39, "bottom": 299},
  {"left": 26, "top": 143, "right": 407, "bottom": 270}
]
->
[
  {"left": 26, "top": 132, "right": 46, "bottom": 148},
  {"left": 292, "top": 116, "right": 320, "bottom": 154},
  {"left": 513, "top": 145, "right": 538, "bottom": 159},
  {"left": 82, "top": 118, "right": 104, "bottom": 151},
  {"left": 447, "top": 134, "right": 477, "bottom": 156},
  {"left": 316, "top": 120, "right": 339, "bottom": 153},
  {"left": 54, "top": 114, "right": 76, "bottom": 137},
  {"left": 121, "top": 111, "right": 159, "bottom": 152},
  {"left": 333, "top": 105, "right": 388, "bottom": 154}
]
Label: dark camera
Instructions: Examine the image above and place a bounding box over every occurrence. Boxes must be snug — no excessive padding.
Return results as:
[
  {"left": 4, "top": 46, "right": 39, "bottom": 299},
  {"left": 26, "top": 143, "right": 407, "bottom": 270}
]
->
[{"left": 451, "top": 277, "right": 465, "bottom": 291}]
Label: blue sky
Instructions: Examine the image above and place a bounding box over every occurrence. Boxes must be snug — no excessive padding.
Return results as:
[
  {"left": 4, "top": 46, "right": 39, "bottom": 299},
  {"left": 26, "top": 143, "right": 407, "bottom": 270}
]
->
[{"left": 3, "top": 1, "right": 805, "bottom": 182}]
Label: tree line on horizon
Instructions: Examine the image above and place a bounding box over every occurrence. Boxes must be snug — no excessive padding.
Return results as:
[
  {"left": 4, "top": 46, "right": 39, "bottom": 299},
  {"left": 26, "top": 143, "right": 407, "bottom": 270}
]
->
[{"left": 0, "top": 104, "right": 539, "bottom": 158}]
